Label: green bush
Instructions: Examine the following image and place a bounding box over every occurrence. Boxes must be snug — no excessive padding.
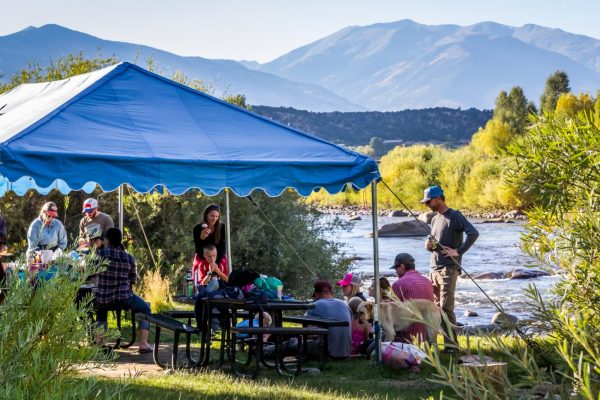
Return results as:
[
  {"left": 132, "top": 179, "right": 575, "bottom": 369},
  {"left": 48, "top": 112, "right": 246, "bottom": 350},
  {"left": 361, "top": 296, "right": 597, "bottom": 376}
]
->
[{"left": 0, "top": 256, "right": 128, "bottom": 399}]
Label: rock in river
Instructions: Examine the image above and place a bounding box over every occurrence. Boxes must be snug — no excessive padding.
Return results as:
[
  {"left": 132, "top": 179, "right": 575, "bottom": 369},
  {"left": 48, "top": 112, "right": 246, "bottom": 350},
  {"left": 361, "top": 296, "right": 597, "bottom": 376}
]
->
[
  {"left": 388, "top": 210, "right": 409, "bottom": 217},
  {"left": 375, "top": 220, "right": 430, "bottom": 237},
  {"left": 417, "top": 211, "right": 437, "bottom": 224},
  {"left": 491, "top": 312, "right": 519, "bottom": 325},
  {"left": 507, "top": 269, "right": 550, "bottom": 279},
  {"left": 463, "top": 271, "right": 505, "bottom": 280}
]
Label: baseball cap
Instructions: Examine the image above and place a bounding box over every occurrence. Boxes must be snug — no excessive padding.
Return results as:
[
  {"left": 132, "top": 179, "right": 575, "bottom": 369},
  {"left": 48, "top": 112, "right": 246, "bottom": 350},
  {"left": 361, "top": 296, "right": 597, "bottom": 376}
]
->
[
  {"left": 390, "top": 253, "right": 415, "bottom": 269},
  {"left": 420, "top": 186, "right": 444, "bottom": 203},
  {"left": 42, "top": 201, "right": 58, "bottom": 217},
  {"left": 86, "top": 226, "right": 104, "bottom": 241},
  {"left": 336, "top": 273, "right": 361, "bottom": 287},
  {"left": 82, "top": 198, "right": 98, "bottom": 213}
]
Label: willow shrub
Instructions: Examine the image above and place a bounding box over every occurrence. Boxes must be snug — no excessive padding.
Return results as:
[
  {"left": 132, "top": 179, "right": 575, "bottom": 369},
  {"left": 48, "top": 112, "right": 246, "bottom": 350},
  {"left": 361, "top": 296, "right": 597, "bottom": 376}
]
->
[
  {"left": 424, "top": 110, "right": 600, "bottom": 399},
  {"left": 0, "top": 255, "right": 128, "bottom": 399}
]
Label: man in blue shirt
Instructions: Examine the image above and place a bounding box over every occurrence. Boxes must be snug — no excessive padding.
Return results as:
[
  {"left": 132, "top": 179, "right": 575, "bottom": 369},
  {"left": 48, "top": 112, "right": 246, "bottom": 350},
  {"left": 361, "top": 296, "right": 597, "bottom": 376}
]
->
[{"left": 307, "top": 281, "right": 352, "bottom": 358}]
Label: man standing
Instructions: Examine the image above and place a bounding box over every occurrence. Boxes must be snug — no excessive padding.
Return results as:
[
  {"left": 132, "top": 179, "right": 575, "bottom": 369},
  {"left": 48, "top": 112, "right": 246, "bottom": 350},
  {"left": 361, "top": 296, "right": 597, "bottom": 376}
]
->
[
  {"left": 79, "top": 198, "right": 114, "bottom": 246},
  {"left": 390, "top": 253, "right": 434, "bottom": 343},
  {"left": 422, "top": 186, "right": 479, "bottom": 349},
  {"left": 307, "top": 281, "right": 352, "bottom": 359}
]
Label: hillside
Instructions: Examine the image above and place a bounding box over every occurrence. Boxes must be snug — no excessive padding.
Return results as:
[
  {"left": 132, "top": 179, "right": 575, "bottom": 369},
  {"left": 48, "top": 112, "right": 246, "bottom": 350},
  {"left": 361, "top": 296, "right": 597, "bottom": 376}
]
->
[{"left": 253, "top": 106, "right": 492, "bottom": 146}]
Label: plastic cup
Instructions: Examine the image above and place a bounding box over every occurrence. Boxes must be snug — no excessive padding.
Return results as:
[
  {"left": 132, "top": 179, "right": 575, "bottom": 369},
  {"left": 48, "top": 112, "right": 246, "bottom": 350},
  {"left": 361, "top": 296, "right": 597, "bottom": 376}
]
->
[{"left": 276, "top": 285, "right": 283, "bottom": 300}]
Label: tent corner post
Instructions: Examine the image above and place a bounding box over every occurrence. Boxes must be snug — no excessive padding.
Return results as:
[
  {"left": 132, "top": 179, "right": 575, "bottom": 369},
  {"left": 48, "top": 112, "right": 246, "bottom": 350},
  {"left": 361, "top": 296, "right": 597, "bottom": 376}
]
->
[
  {"left": 118, "top": 184, "right": 124, "bottom": 231},
  {"left": 224, "top": 188, "right": 233, "bottom": 275},
  {"left": 371, "top": 180, "right": 381, "bottom": 365}
]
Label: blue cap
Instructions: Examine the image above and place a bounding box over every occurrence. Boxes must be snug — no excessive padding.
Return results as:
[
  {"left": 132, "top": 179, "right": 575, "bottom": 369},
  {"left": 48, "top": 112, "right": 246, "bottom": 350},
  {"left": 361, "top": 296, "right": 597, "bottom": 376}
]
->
[{"left": 420, "top": 186, "right": 444, "bottom": 203}]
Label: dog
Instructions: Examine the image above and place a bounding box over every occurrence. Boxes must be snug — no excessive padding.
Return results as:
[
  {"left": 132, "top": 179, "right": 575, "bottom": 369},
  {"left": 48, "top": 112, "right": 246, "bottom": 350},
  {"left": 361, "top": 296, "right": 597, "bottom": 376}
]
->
[{"left": 356, "top": 300, "right": 455, "bottom": 344}]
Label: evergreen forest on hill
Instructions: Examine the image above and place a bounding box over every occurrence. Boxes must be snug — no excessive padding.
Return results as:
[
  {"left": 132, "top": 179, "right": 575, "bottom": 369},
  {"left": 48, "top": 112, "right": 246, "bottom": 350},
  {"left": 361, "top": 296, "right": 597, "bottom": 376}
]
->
[{"left": 252, "top": 106, "right": 493, "bottom": 146}]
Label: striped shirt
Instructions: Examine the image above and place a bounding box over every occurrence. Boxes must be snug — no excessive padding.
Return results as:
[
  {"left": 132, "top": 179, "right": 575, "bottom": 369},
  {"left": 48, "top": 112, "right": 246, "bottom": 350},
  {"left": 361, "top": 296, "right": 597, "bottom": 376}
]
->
[
  {"left": 392, "top": 270, "right": 435, "bottom": 342},
  {"left": 96, "top": 247, "right": 137, "bottom": 305}
]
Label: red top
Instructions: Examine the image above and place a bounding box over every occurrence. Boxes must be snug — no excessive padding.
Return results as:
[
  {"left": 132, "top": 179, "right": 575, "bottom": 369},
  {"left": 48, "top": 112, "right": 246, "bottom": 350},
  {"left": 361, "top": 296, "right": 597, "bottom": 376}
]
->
[
  {"left": 391, "top": 270, "right": 435, "bottom": 342},
  {"left": 192, "top": 254, "right": 228, "bottom": 285}
]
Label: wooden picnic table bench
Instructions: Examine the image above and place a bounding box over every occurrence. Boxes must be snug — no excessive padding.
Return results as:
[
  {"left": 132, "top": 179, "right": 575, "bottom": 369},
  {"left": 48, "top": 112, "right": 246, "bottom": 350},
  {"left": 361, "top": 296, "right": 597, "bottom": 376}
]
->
[{"left": 230, "top": 325, "right": 329, "bottom": 378}]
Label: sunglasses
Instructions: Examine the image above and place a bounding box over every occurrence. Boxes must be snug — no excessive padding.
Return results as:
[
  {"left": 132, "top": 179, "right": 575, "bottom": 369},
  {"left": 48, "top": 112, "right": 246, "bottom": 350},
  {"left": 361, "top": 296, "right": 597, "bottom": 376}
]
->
[{"left": 424, "top": 197, "right": 439, "bottom": 205}]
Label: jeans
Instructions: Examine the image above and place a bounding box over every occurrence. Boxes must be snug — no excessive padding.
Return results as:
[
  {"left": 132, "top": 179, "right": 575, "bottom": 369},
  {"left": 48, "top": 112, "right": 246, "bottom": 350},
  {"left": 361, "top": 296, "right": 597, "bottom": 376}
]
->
[{"left": 96, "top": 294, "right": 151, "bottom": 331}]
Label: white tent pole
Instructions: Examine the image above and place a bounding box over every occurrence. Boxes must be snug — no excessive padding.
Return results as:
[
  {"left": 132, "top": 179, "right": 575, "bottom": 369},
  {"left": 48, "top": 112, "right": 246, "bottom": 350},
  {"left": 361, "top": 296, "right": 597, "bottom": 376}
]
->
[
  {"left": 118, "top": 184, "right": 124, "bottom": 230},
  {"left": 224, "top": 188, "right": 233, "bottom": 275},
  {"left": 371, "top": 180, "right": 382, "bottom": 364}
]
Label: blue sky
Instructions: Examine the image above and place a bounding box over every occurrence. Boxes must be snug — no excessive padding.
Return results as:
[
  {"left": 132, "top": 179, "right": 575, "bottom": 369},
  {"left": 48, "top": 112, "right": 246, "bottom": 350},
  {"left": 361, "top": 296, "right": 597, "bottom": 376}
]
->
[{"left": 3, "top": 0, "right": 598, "bottom": 62}]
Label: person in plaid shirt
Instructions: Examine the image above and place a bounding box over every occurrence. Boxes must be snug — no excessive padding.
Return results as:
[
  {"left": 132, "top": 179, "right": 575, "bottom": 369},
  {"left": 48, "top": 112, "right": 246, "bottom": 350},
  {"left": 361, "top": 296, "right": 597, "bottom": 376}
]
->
[{"left": 95, "top": 228, "right": 152, "bottom": 353}]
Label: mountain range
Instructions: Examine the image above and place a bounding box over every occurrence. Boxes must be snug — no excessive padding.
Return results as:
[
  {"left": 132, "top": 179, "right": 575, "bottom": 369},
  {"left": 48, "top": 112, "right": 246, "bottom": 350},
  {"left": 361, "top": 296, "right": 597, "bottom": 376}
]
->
[
  {"left": 258, "top": 20, "right": 600, "bottom": 110},
  {"left": 2, "top": 21, "right": 600, "bottom": 111},
  {"left": 0, "top": 24, "right": 363, "bottom": 111}
]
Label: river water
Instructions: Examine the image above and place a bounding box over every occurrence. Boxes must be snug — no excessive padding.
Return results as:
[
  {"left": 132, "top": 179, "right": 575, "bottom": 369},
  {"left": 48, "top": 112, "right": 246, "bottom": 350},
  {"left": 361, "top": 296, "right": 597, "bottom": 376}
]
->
[{"left": 329, "top": 215, "right": 558, "bottom": 326}]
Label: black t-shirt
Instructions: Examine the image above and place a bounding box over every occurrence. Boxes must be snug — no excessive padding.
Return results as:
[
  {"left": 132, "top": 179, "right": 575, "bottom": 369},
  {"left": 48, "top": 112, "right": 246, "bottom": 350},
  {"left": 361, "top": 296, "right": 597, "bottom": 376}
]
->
[{"left": 193, "top": 222, "right": 226, "bottom": 264}]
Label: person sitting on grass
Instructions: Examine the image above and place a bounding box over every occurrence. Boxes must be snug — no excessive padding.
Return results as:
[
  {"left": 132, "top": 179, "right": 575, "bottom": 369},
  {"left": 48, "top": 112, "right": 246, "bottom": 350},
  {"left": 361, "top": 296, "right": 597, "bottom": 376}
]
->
[{"left": 95, "top": 228, "right": 152, "bottom": 353}]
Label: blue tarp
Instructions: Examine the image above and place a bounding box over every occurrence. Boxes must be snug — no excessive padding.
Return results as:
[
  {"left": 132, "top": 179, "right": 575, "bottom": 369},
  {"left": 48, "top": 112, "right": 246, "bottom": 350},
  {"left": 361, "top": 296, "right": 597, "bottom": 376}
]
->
[{"left": 0, "top": 62, "right": 379, "bottom": 196}]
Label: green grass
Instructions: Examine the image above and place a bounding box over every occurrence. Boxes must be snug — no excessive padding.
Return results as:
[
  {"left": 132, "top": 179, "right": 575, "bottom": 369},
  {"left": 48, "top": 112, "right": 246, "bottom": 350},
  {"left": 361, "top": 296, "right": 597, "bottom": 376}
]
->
[
  {"left": 89, "top": 310, "right": 445, "bottom": 399},
  {"left": 91, "top": 360, "right": 441, "bottom": 400},
  {"left": 94, "top": 311, "right": 532, "bottom": 399}
]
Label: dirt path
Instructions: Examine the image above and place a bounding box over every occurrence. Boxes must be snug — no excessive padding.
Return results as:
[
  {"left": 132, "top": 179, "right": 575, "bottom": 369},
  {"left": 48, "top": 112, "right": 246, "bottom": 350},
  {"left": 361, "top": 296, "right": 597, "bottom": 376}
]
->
[{"left": 79, "top": 345, "right": 176, "bottom": 379}]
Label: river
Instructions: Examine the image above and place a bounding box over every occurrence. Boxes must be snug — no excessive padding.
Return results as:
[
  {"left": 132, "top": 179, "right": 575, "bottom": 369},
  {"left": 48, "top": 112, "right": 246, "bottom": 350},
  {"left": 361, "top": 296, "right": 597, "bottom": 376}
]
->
[{"left": 329, "top": 215, "right": 558, "bottom": 326}]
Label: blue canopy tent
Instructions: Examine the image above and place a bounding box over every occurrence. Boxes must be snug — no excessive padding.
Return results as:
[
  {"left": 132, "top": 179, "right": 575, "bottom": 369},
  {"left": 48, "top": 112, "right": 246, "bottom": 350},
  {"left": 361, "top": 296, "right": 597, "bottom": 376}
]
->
[{"left": 0, "top": 62, "right": 384, "bottom": 359}]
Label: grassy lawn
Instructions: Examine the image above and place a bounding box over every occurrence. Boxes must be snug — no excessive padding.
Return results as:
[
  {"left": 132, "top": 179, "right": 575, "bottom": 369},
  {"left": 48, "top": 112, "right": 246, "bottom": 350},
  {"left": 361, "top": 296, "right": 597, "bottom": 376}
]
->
[
  {"left": 92, "top": 360, "right": 442, "bottom": 400},
  {"left": 92, "top": 309, "right": 529, "bottom": 399},
  {"left": 91, "top": 310, "right": 448, "bottom": 399}
]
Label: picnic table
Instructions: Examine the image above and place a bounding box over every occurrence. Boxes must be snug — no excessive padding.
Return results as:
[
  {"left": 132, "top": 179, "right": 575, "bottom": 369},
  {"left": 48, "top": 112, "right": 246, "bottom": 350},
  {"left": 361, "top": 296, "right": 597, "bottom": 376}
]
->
[{"left": 204, "top": 297, "right": 330, "bottom": 377}]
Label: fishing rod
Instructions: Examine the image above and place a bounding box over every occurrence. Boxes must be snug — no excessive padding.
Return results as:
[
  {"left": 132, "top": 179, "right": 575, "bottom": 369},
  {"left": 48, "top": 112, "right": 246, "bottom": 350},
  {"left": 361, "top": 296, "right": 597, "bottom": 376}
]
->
[{"left": 379, "top": 180, "right": 548, "bottom": 360}]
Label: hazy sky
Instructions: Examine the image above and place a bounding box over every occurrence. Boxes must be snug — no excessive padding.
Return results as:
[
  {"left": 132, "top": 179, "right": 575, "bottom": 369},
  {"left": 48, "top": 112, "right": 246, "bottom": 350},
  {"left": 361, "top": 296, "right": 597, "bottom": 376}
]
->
[{"left": 2, "top": 0, "right": 599, "bottom": 62}]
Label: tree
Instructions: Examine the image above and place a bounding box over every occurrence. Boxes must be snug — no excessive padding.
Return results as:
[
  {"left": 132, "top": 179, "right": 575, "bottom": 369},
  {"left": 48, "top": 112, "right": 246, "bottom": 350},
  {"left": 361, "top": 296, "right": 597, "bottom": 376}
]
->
[
  {"left": 470, "top": 118, "right": 515, "bottom": 156},
  {"left": 555, "top": 92, "right": 595, "bottom": 119},
  {"left": 493, "top": 87, "right": 529, "bottom": 134},
  {"left": 540, "top": 70, "right": 571, "bottom": 113},
  {"left": 368, "top": 136, "right": 386, "bottom": 159}
]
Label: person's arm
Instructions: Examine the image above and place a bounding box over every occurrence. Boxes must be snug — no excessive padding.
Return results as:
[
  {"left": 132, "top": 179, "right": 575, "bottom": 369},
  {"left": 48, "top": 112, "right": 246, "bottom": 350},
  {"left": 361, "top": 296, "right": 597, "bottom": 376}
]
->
[
  {"left": 214, "top": 264, "right": 228, "bottom": 282},
  {"left": 26, "top": 220, "right": 40, "bottom": 258},
  {"left": 129, "top": 255, "right": 137, "bottom": 286},
  {"left": 104, "top": 213, "right": 115, "bottom": 231},
  {"left": 193, "top": 224, "right": 204, "bottom": 258},
  {"left": 457, "top": 213, "right": 479, "bottom": 255},
  {"left": 58, "top": 221, "right": 68, "bottom": 250},
  {"left": 78, "top": 218, "right": 86, "bottom": 239}
]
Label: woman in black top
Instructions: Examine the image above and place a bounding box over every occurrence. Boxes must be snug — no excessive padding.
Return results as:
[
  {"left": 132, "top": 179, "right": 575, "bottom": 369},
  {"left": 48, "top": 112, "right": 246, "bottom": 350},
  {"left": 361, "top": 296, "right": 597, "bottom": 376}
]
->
[{"left": 192, "top": 204, "right": 227, "bottom": 284}]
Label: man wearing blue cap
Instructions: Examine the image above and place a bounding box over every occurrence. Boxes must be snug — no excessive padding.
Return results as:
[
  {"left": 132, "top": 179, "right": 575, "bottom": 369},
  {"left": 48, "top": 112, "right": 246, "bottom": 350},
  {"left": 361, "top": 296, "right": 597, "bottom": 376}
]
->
[{"left": 421, "top": 185, "right": 479, "bottom": 350}]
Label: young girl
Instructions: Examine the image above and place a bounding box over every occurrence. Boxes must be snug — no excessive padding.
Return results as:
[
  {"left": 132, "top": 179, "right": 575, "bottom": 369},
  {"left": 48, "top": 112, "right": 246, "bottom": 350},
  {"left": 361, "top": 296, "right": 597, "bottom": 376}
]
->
[{"left": 348, "top": 297, "right": 370, "bottom": 356}]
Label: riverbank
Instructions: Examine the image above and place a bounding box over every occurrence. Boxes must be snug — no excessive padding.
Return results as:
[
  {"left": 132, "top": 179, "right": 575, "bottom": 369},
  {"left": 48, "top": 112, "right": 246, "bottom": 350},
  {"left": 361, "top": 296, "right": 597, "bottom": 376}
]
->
[{"left": 315, "top": 204, "right": 527, "bottom": 220}]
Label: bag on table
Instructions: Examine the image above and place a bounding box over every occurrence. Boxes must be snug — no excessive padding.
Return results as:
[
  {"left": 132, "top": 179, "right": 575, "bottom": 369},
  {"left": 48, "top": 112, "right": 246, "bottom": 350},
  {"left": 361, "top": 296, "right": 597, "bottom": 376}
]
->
[{"left": 253, "top": 276, "right": 282, "bottom": 299}]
